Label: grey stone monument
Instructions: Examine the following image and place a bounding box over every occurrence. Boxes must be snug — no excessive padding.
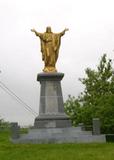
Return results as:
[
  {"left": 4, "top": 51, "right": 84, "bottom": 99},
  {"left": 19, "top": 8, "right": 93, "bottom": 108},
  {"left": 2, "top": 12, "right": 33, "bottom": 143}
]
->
[
  {"left": 34, "top": 72, "right": 71, "bottom": 128},
  {"left": 10, "top": 74, "right": 106, "bottom": 143},
  {"left": 10, "top": 27, "right": 106, "bottom": 143},
  {"left": 92, "top": 118, "right": 101, "bottom": 135},
  {"left": 10, "top": 122, "right": 20, "bottom": 139}
]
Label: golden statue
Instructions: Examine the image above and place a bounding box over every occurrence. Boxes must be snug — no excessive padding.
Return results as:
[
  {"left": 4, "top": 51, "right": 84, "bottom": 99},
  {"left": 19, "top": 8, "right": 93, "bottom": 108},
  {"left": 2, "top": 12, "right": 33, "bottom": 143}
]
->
[{"left": 31, "top": 26, "right": 69, "bottom": 72}]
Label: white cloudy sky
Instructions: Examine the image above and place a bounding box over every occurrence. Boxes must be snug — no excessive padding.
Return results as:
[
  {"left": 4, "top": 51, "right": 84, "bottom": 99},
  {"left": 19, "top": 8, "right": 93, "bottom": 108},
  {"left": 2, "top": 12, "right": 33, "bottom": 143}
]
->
[{"left": 0, "top": 0, "right": 114, "bottom": 126}]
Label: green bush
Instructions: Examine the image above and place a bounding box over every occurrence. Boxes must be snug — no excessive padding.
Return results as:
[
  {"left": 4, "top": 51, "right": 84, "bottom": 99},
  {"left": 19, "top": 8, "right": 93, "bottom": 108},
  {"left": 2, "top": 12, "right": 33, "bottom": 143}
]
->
[{"left": 65, "top": 54, "right": 114, "bottom": 134}]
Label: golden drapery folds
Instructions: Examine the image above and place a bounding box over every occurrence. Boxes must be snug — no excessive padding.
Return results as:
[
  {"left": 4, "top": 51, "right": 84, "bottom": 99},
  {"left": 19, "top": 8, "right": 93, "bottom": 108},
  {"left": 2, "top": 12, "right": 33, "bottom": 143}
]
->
[{"left": 31, "top": 27, "right": 68, "bottom": 72}]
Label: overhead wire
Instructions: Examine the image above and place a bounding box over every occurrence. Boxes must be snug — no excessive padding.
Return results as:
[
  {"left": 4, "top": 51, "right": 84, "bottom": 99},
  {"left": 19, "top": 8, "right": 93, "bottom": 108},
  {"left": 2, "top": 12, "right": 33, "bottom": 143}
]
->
[{"left": 0, "top": 81, "right": 38, "bottom": 117}]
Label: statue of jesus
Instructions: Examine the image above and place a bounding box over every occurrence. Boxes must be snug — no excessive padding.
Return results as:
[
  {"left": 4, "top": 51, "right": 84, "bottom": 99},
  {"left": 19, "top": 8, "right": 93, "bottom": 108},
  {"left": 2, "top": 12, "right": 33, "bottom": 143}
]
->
[{"left": 31, "top": 26, "right": 69, "bottom": 72}]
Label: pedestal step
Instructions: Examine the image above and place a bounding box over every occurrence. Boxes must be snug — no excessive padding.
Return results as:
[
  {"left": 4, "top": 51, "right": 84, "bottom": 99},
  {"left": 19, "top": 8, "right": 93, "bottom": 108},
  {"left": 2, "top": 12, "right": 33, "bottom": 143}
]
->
[
  {"left": 34, "top": 114, "right": 72, "bottom": 128},
  {"left": 11, "top": 127, "right": 106, "bottom": 143}
]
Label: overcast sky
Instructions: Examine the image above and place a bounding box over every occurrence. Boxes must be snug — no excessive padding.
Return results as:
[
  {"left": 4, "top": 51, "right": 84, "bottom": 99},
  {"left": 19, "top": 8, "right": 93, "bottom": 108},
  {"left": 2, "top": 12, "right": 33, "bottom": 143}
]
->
[{"left": 0, "top": 0, "right": 114, "bottom": 126}]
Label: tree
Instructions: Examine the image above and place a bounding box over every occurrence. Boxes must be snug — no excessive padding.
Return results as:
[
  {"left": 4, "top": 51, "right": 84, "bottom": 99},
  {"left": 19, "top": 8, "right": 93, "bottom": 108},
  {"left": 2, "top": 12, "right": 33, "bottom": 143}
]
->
[
  {"left": 64, "top": 54, "right": 114, "bottom": 133},
  {"left": 64, "top": 95, "right": 82, "bottom": 126},
  {"left": 0, "top": 117, "right": 10, "bottom": 130}
]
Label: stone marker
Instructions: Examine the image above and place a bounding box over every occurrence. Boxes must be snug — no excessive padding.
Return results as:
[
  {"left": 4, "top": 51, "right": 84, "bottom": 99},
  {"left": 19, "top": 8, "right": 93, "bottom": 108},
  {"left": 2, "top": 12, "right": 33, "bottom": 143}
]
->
[
  {"left": 92, "top": 118, "right": 101, "bottom": 135},
  {"left": 10, "top": 122, "right": 20, "bottom": 139},
  {"left": 34, "top": 72, "right": 72, "bottom": 128}
]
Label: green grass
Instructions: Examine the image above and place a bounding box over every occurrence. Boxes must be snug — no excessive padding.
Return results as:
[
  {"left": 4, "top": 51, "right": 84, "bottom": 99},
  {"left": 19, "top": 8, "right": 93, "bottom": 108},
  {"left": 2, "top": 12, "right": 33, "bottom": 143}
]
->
[{"left": 0, "top": 131, "right": 114, "bottom": 160}]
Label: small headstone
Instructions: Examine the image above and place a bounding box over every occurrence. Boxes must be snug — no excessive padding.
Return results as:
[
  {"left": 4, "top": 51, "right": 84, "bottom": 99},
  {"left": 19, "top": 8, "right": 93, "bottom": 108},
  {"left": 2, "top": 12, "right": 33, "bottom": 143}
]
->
[
  {"left": 92, "top": 118, "right": 100, "bottom": 135},
  {"left": 10, "top": 122, "right": 20, "bottom": 139}
]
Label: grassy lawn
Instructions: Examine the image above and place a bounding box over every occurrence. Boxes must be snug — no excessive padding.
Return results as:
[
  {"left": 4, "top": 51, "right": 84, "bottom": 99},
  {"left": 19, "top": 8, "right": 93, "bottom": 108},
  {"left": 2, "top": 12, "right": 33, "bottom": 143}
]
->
[{"left": 0, "top": 131, "right": 114, "bottom": 160}]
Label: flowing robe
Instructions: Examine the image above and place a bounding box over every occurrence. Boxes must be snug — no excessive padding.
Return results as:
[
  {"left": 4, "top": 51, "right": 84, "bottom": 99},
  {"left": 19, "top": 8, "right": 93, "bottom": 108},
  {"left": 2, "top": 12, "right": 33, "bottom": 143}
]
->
[{"left": 35, "top": 30, "right": 65, "bottom": 72}]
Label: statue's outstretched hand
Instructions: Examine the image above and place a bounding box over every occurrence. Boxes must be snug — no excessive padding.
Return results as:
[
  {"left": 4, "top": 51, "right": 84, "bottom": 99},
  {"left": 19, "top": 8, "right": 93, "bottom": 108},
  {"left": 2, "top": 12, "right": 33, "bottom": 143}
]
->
[
  {"left": 65, "top": 28, "right": 69, "bottom": 32},
  {"left": 31, "top": 29, "right": 36, "bottom": 32}
]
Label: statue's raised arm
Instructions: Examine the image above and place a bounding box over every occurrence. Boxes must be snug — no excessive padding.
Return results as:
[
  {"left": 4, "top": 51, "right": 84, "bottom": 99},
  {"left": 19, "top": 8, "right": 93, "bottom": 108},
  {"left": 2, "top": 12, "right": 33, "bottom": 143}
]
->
[
  {"left": 59, "top": 28, "right": 69, "bottom": 36},
  {"left": 31, "top": 28, "right": 42, "bottom": 38}
]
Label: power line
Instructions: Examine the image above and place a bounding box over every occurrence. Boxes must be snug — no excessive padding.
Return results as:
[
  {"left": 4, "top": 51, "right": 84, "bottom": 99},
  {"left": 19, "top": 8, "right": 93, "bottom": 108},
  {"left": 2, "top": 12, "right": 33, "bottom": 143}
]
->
[
  {"left": 0, "top": 81, "right": 38, "bottom": 117},
  {"left": 0, "top": 82, "right": 37, "bottom": 116}
]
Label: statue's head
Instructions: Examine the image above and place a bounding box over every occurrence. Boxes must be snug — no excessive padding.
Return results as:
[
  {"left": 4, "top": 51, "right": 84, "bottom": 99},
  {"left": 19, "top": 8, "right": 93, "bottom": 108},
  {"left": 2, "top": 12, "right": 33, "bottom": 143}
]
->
[{"left": 46, "top": 26, "right": 52, "bottom": 33}]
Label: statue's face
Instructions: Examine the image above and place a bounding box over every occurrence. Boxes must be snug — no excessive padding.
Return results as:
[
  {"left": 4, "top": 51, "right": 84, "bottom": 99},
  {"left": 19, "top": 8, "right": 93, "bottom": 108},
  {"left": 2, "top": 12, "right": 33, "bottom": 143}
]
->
[{"left": 46, "top": 27, "right": 52, "bottom": 33}]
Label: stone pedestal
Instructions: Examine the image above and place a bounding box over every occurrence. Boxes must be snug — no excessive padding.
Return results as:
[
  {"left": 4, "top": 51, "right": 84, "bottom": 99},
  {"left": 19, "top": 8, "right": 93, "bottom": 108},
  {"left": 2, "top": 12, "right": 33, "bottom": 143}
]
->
[
  {"left": 34, "top": 72, "right": 71, "bottom": 128},
  {"left": 10, "top": 73, "right": 106, "bottom": 143}
]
